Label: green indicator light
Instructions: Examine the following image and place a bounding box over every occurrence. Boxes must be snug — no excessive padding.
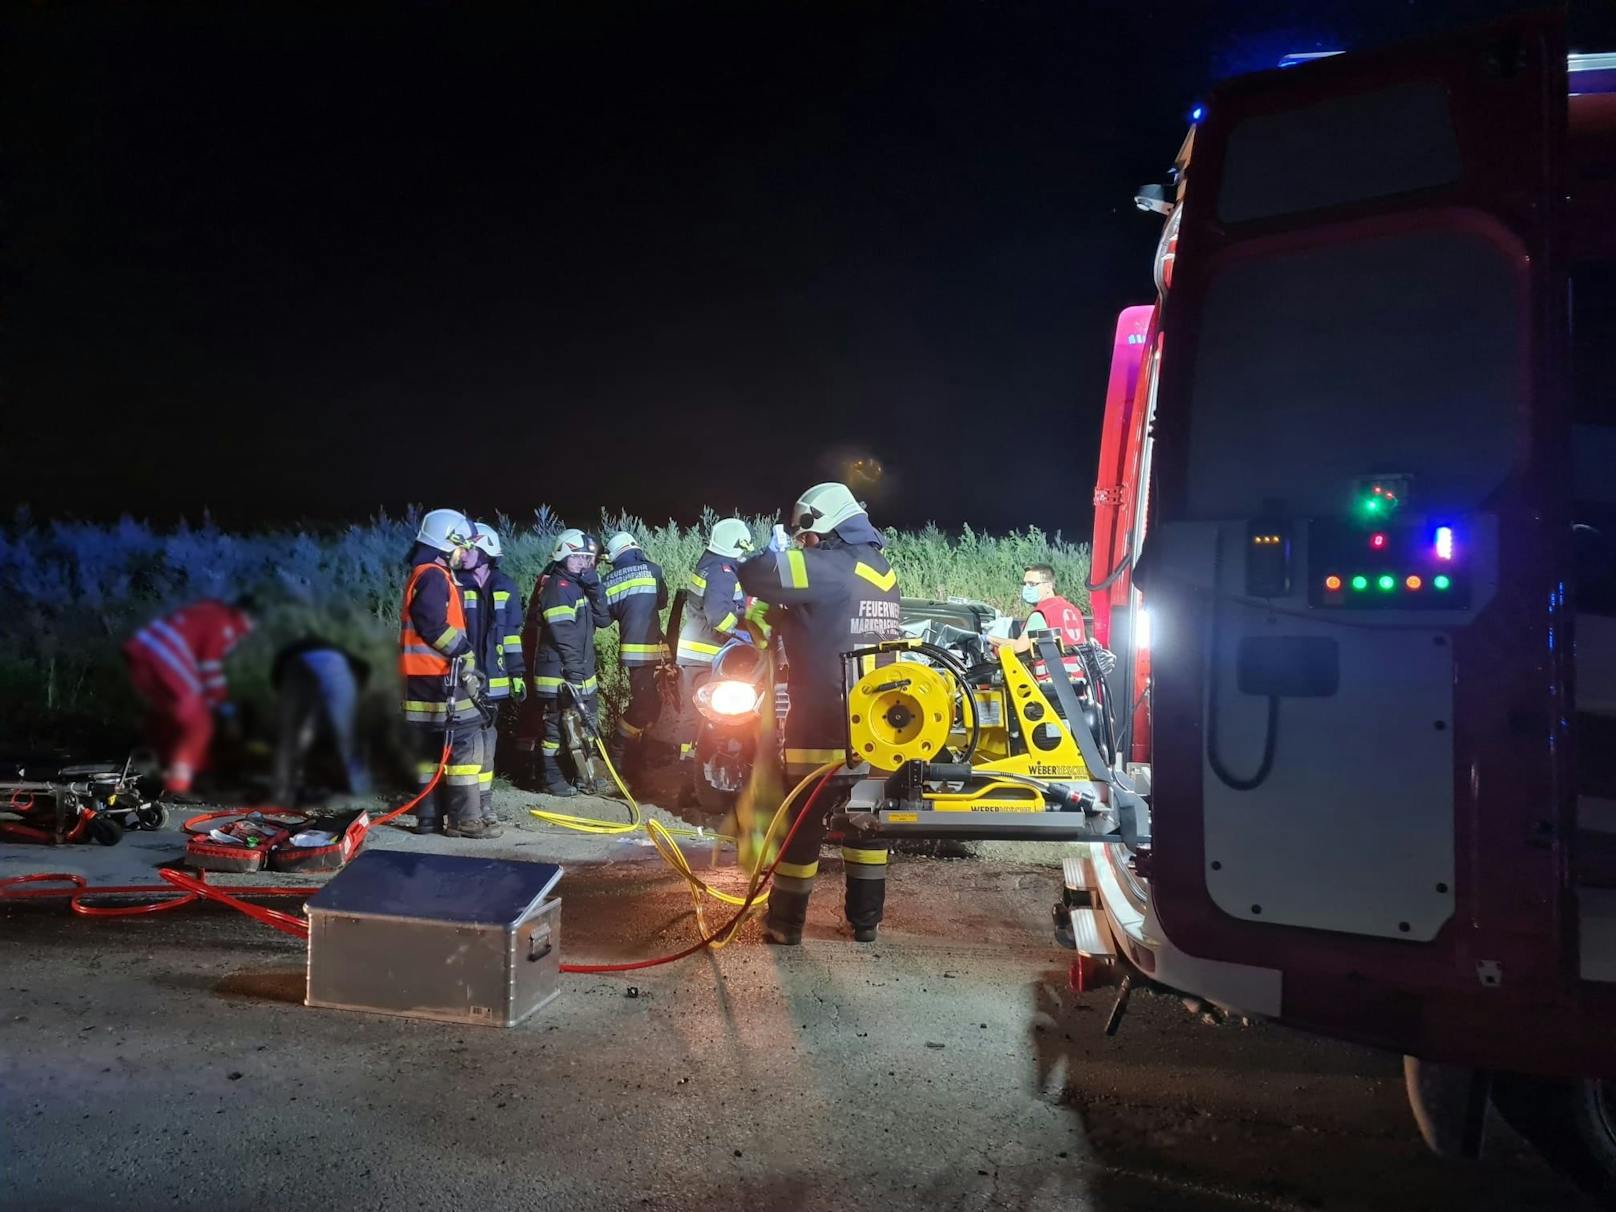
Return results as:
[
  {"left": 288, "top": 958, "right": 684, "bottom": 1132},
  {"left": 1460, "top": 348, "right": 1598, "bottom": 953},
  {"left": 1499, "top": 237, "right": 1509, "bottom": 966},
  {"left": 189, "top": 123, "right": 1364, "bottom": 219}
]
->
[
  {"left": 1351, "top": 575, "right": 1368, "bottom": 591},
  {"left": 1377, "top": 574, "right": 1396, "bottom": 592},
  {"left": 1433, "top": 575, "right": 1451, "bottom": 591}
]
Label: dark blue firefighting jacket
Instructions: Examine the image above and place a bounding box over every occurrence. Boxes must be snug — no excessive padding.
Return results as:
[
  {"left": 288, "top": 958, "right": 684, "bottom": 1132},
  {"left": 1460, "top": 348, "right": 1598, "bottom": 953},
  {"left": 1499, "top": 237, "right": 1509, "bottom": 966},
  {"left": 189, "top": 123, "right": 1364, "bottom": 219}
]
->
[
  {"left": 736, "top": 517, "right": 901, "bottom": 767},
  {"left": 602, "top": 549, "right": 668, "bottom": 666},
  {"left": 677, "top": 550, "right": 745, "bottom": 667},
  {"left": 524, "top": 561, "right": 599, "bottom": 699},
  {"left": 458, "top": 565, "right": 526, "bottom": 702}
]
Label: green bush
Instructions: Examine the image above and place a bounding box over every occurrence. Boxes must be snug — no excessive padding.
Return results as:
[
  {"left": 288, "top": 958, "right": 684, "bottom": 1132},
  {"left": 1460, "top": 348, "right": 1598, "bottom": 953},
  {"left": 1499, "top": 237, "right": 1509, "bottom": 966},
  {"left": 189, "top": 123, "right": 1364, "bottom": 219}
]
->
[{"left": 0, "top": 507, "right": 1089, "bottom": 756}]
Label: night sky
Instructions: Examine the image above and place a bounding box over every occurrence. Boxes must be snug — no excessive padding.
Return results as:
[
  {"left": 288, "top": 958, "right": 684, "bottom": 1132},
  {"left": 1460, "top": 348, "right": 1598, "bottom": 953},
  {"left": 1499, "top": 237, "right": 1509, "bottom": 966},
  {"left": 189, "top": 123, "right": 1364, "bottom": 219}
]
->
[{"left": 8, "top": 2, "right": 1614, "bottom": 535}]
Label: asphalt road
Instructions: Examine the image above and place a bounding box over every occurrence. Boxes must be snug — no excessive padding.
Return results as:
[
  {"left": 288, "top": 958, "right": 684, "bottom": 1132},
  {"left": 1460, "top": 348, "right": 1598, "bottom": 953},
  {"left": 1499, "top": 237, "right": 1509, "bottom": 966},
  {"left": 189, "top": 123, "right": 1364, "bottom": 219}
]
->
[{"left": 0, "top": 786, "right": 1596, "bottom": 1212}]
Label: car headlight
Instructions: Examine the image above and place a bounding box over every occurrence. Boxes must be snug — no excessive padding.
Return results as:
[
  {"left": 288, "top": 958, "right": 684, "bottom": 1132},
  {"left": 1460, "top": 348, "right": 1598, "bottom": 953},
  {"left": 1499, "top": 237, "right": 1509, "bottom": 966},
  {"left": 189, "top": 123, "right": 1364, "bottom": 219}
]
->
[{"left": 696, "top": 680, "right": 760, "bottom": 723}]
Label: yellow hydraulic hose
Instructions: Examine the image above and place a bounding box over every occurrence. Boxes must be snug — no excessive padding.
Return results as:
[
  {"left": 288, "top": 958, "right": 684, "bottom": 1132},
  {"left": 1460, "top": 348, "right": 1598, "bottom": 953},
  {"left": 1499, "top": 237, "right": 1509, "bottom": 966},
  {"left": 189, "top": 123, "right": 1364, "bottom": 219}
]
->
[{"left": 529, "top": 735, "right": 839, "bottom": 940}]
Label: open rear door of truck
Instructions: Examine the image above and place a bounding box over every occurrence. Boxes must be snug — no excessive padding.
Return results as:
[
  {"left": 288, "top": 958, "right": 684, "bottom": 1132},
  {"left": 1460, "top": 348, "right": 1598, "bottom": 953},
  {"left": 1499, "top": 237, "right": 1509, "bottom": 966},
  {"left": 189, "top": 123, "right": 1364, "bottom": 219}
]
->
[{"left": 1141, "top": 14, "right": 1614, "bottom": 1074}]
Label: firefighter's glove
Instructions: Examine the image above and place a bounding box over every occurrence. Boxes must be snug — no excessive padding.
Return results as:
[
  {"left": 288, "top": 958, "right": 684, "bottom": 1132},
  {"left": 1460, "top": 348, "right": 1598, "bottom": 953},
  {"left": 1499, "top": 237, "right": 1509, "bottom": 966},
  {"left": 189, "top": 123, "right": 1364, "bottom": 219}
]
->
[
  {"left": 768, "top": 523, "right": 791, "bottom": 553},
  {"left": 511, "top": 677, "right": 528, "bottom": 702}
]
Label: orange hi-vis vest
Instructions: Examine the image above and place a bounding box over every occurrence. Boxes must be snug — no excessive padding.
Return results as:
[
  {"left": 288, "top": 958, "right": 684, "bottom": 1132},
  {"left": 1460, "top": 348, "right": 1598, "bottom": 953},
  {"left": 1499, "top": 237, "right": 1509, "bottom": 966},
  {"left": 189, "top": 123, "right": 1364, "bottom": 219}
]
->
[
  {"left": 399, "top": 562, "right": 467, "bottom": 679},
  {"left": 1028, "top": 593, "right": 1087, "bottom": 684}
]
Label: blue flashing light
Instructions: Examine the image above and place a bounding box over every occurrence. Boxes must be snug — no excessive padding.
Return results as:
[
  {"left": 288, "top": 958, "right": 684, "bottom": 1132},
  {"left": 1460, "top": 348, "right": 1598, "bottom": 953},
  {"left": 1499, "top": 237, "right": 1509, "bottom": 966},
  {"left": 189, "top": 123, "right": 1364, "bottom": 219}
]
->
[
  {"left": 1434, "top": 526, "right": 1454, "bottom": 562},
  {"left": 1189, "top": 105, "right": 1205, "bottom": 122}
]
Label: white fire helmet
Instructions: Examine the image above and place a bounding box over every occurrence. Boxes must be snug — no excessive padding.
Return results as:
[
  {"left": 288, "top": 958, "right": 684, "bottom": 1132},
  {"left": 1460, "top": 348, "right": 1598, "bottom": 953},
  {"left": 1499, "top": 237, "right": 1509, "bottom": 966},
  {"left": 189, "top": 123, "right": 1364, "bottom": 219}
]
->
[
  {"left": 605, "top": 531, "right": 640, "bottom": 563},
  {"left": 417, "top": 508, "right": 473, "bottom": 554},
  {"left": 470, "top": 522, "right": 503, "bottom": 561},
  {"left": 707, "top": 518, "right": 754, "bottom": 558},
  {"left": 551, "top": 527, "right": 594, "bottom": 563},
  {"left": 791, "top": 482, "right": 865, "bottom": 538}
]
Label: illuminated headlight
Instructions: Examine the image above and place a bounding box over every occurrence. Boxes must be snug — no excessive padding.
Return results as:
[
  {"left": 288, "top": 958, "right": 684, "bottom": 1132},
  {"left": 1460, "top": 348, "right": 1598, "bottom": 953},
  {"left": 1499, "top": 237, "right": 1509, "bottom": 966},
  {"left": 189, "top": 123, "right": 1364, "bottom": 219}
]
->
[
  {"left": 696, "top": 680, "right": 759, "bottom": 723},
  {"left": 1135, "top": 608, "right": 1152, "bottom": 652}
]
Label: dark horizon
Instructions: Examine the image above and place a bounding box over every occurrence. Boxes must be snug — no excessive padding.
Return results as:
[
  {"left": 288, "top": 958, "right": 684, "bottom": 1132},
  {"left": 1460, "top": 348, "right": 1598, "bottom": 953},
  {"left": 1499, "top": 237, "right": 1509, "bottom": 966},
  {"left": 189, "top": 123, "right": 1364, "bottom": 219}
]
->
[{"left": 9, "top": 2, "right": 1613, "bottom": 537}]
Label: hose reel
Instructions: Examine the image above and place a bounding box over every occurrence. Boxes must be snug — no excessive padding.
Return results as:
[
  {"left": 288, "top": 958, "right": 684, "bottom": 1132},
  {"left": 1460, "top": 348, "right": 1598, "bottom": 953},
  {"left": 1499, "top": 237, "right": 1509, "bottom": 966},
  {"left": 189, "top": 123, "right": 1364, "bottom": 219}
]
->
[{"left": 846, "top": 661, "right": 958, "bottom": 772}]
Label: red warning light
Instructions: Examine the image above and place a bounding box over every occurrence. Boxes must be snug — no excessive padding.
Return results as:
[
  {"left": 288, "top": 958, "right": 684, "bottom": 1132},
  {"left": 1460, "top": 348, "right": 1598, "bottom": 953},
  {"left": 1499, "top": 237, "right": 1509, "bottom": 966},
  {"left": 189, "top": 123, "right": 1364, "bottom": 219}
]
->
[{"left": 1369, "top": 533, "right": 1388, "bottom": 551}]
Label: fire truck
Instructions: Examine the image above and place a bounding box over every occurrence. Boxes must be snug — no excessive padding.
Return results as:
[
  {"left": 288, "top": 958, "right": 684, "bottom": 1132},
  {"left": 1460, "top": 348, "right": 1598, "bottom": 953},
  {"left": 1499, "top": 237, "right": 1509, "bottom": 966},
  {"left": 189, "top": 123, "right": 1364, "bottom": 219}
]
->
[{"left": 1077, "top": 14, "right": 1616, "bottom": 1195}]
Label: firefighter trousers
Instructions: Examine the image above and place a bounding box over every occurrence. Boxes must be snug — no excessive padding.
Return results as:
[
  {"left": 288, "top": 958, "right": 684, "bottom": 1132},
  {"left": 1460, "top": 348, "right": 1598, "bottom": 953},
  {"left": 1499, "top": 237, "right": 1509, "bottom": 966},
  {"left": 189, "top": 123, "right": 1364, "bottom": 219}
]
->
[
  {"left": 478, "top": 719, "right": 500, "bottom": 821},
  {"left": 410, "top": 724, "right": 482, "bottom": 828},
  {"left": 618, "top": 665, "right": 662, "bottom": 740},
  {"left": 769, "top": 729, "right": 887, "bottom": 935}
]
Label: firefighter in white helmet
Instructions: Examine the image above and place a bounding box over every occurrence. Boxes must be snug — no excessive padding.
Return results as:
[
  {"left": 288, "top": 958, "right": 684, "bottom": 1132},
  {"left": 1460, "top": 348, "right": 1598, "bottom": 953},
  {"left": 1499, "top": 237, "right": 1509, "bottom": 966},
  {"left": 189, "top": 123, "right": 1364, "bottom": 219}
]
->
[
  {"left": 400, "top": 508, "right": 495, "bottom": 837},
  {"left": 600, "top": 530, "right": 669, "bottom": 779},
  {"left": 672, "top": 517, "right": 756, "bottom": 791},
  {"left": 736, "top": 482, "right": 902, "bottom": 942},
  {"left": 517, "top": 528, "right": 602, "bottom": 796},
  {"left": 452, "top": 521, "right": 526, "bottom": 834}
]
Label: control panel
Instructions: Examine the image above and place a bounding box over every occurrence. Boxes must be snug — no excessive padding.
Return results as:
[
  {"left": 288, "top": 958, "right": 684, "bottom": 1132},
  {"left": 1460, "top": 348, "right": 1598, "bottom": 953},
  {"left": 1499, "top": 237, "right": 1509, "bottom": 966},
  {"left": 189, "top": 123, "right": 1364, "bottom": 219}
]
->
[{"left": 1308, "top": 519, "right": 1468, "bottom": 609}]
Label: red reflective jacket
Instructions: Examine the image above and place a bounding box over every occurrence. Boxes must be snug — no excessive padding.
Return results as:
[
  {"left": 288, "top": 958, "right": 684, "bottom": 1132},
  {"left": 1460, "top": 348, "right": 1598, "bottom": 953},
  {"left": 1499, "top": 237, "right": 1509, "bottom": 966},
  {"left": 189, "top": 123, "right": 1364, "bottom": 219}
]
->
[{"left": 1027, "top": 593, "right": 1086, "bottom": 683}]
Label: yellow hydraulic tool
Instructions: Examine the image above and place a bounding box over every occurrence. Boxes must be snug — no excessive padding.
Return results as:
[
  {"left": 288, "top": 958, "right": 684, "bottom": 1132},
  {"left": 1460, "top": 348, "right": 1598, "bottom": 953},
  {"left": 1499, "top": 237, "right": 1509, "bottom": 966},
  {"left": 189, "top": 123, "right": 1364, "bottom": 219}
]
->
[
  {"left": 843, "top": 642, "right": 1091, "bottom": 813},
  {"left": 836, "top": 636, "right": 1139, "bottom": 845}
]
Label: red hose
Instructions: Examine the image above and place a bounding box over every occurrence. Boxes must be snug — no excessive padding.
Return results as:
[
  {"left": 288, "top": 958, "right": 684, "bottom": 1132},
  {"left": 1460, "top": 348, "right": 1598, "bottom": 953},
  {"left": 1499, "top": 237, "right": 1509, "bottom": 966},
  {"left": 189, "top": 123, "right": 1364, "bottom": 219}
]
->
[
  {"left": 557, "top": 771, "right": 834, "bottom": 974},
  {"left": 0, "top": 870, "right": 314, "bottom": 921},
  {"left": 2, "top": 757, "right": 832, "bottom": 976},
  {"left": 156, "top": 868, "right": 311, "bottom": 938},
  {"left": 365, "top": 737, "right": 449, "bottom": 829}
]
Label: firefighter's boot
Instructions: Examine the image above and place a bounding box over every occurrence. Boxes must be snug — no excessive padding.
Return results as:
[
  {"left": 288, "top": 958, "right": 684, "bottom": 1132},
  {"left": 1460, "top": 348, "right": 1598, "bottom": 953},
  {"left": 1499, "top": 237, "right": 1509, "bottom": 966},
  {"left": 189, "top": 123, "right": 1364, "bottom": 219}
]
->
[
  {"left": 842, "top": 846, "right": 888, "bottom": 943},
  {"left": 540, "top": 752, "right": 578, "bottom": 798},
  {"left": 764, "top": 868, "right": 815, "bottom": 946}
]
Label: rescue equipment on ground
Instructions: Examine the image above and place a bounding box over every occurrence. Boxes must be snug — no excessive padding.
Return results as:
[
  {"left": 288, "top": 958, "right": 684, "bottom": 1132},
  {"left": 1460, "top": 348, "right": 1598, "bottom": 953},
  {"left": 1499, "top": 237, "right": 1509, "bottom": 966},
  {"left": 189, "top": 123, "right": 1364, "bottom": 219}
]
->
[
  {"left": 304, "top": 851, "right": 563, "bottom": 1027},
  {"left": 178, "top": 807, "right": 372, "bottom": 874},
  {"left": 0, "top": 758, "right": 165, "bottom": 846}
]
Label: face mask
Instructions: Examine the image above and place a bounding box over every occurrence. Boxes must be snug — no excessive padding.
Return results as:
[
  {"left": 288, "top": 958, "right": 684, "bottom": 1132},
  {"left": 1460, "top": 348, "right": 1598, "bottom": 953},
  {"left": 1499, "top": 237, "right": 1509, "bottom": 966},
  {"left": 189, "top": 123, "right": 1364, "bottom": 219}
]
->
[{"left": 1021, "top": 584, "right": 1044, "bottom": 606}]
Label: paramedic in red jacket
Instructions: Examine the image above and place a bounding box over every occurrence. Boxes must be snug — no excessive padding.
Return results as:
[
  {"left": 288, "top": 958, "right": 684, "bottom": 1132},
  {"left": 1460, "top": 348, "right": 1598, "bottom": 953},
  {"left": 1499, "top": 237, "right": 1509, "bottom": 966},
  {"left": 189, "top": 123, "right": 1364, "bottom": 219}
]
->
[
  {"left": 989, "top": 563, "right": 1086, "bottom": 683},
  {"left": 122, "top": 597, "right": 256, "bottom": 793}
]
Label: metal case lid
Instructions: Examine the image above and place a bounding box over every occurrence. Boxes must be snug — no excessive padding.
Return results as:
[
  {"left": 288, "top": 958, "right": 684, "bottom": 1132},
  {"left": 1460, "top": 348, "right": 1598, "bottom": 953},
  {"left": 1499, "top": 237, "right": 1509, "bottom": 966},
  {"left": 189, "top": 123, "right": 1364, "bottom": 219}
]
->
[{"left": 306, "top": 851, "right": 563, "bottom": 926}]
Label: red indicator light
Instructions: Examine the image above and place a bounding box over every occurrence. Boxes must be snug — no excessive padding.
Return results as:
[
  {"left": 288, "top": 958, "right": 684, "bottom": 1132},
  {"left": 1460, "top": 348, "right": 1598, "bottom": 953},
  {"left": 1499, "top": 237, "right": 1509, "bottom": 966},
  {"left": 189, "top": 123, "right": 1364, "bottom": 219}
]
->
[
  {"left": 1369, "top": 533, "right": 1388, "bottom": 550},
  {"left": 1324, "top": 575, "right": 1342, "bottom": 592},
  {"left": 1405, "top": 575, "right": 1423, "bottom": 590}
]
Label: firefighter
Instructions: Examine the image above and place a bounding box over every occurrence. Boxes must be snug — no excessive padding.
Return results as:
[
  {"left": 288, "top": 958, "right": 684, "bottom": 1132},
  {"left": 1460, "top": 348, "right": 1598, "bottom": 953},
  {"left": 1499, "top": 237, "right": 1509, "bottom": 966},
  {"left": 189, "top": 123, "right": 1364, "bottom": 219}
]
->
[
  {"left": 454, "top": 521, "right": 525, "bottom": 837},
  {"left": 673, "top": 517, "right": 754, "bottom": 787},
  {"left": 989, "top": 563, "right": 1087, "bottom": 683},
  {"left": 269, "top": 636, "right": 370, "bottom": 806},
  {"left": 736, "top": 482, "right": 902, "bottom": 944},
  {"left": 521, "top": 528, "right": 601, "bottom": 797},
  {"left": 400, "top": 508, "right": 493, "bottom": 838},
  {"left": 122, "top": 596, "right": 256, "bottom": 796},
  {"left": 600, "top": 530, "right": 669, "bottom": 778}
]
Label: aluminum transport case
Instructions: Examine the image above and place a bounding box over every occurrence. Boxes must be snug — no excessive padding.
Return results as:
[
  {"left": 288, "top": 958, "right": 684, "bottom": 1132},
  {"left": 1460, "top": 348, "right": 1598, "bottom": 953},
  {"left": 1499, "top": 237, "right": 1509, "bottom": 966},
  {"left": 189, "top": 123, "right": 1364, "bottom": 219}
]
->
[{"left": 305, "top": 850, "right": 563, "bottom": 1027}]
